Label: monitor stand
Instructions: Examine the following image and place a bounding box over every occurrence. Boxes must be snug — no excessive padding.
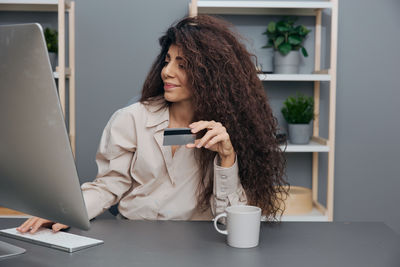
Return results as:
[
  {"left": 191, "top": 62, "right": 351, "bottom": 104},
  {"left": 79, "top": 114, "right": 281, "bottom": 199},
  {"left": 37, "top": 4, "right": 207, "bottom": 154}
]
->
[{"left": 0, "top": 240, "right": 25, "bottom": 260}]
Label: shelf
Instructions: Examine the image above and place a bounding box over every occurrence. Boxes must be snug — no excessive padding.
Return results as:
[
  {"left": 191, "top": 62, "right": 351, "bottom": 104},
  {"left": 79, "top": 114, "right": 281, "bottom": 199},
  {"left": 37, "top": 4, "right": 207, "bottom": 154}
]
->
[
  {"left": 197, "top": 1, "right": 333, "bottom": 16},
  {"left": 192, "top": 0, "right": 338, "bottom": 222},
  {"left": 53, "top": 67, "right": 71, "bottom": 79},
  {"left": 258, "top": 73, "right": 331, "bottom": 81},
  {"left": 260, "top": 208, "right": 328, "bottom": 222},
  {"left": 0, "top": 0, "right": 70, "bottom": 11},
  {"left": 280, "top": 140, "right": 329, "bottom": 152},
  {"left": 0, "top": 207, "right": 30, "bottom": 219},
  {"left": 280, "top": 207, "right": 329, "bottom": 222}
]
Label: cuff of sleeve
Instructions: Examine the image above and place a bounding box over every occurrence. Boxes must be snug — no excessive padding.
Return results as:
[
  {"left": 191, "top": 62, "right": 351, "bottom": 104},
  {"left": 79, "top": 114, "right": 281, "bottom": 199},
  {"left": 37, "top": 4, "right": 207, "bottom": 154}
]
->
[
  {"left": 81, "top": 185, "right": 109, "bottom": 220},
  {"left": 213, "top": 155, "right": 240, "bottom": 199}
]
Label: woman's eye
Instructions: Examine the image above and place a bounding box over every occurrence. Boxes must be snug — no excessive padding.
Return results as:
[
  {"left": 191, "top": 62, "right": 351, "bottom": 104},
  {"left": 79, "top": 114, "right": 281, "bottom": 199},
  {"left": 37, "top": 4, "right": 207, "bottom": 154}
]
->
[
  {"left": 178, "top": 64, "right": 185, "bottom": 69},
  {"left": 163, "top": 61, "right": 169, "bottom": 66}
]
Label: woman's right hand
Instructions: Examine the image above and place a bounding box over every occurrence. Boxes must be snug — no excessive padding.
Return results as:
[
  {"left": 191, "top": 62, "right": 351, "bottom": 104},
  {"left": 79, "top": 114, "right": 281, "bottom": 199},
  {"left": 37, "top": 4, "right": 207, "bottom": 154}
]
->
[{"left": 16, "top": 217, "right": 69, "bottom": 234}]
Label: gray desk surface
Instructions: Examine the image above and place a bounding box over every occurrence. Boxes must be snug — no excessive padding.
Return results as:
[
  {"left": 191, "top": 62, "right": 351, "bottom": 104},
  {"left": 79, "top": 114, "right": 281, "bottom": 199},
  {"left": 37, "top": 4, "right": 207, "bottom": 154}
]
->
[{"left": 0, "top": 218, "right": 399, "bottom": 267}]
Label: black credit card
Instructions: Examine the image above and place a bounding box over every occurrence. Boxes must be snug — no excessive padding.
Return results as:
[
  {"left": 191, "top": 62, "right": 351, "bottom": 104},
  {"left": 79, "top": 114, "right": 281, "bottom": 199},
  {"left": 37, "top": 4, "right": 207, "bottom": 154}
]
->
[{"left": 163, "top": 128, "right": 195, "bottom": 146}]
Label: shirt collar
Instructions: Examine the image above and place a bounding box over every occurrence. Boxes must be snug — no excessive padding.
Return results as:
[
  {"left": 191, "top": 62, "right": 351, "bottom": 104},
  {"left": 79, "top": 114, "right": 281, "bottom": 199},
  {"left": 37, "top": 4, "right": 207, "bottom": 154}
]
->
[{"left": 144, "top": 99, "right": 169, "bottom": 129}]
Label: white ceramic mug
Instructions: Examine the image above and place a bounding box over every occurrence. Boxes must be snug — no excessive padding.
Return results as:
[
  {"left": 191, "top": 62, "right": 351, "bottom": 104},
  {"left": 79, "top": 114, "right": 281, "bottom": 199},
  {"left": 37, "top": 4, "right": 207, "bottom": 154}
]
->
[{"left": 213, "top": 205, "right": 261, "bottom": 248}]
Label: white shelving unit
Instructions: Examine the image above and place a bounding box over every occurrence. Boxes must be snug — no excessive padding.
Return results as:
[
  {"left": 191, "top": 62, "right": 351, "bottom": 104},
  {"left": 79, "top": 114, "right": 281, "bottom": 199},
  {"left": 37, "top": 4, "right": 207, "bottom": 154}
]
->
[
  {"left": 190, "top": 0, "right": 338, "bottom": 222},
  {"left": 0, "top": 0, "right": 75, "bottom": 155},
  {"left": 0, "top": 0, "right": 76, "bottom": 155},
  {"left": 258, "top": 73, "right": 331, "bottom": 81},
  {"left": 0, "top": 0, "right": 76, "bottom": 217}
]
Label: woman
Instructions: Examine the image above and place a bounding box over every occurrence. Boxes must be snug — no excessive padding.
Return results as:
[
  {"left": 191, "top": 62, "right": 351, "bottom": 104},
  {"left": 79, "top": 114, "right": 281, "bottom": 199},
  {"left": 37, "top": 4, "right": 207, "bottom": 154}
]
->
[{"left": 18, "top": 15, "right": 287, "bottom": 233}]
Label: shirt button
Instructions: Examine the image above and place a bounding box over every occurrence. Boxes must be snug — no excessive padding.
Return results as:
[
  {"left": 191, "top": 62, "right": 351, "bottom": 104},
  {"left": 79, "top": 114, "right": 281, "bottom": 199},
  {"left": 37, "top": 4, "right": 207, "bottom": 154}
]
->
[
  {"left": 221, "top": 175, "right": 227, "bottom": 179},
  {"left": 221, "top": 187, "right": 226, "bottom": 192}
]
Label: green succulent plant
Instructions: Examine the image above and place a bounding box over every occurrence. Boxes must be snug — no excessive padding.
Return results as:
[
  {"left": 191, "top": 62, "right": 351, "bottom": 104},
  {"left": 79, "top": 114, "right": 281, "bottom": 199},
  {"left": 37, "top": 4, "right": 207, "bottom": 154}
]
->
[
  {"left": 281, "top": 93, "right": 314, "bottom": 124},
  {"left": 44, "top": 27, "right": 58, "bottom": 53},
  {"left": 263, "top": 17, "right": 311, "bottom": 57}
]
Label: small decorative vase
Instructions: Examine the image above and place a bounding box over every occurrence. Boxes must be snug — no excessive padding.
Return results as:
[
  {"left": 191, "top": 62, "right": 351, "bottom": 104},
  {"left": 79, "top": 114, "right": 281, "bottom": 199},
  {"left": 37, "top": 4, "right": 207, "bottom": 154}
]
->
[
  {"left": 288, "top": 122, "right": 312, "bottom": 144},
  {"left": 274, "top": 50, "right": 300, "bottom": 74}
]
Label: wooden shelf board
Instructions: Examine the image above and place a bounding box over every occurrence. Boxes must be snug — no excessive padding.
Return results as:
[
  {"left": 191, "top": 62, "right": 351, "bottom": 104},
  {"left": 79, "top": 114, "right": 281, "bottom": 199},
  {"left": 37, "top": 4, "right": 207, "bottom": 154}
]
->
[
  {"left": 280, "top": 140, "right": 329, "bottom": 152},
  {"left": 258, "top": 73, "right": 331, "bottom": 81},
  {"left": 197, "top": 1, "right": 333, "bottom": 15},
  {"left": 0, "top": 207, "right": 30, "bottom": 218}
]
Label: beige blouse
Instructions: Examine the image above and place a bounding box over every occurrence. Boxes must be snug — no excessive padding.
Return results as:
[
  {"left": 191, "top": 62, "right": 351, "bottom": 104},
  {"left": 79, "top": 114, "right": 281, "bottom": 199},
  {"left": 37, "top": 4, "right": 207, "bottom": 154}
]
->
[{"left": 81, "top": 101, "right": 247, "bottom": 220}]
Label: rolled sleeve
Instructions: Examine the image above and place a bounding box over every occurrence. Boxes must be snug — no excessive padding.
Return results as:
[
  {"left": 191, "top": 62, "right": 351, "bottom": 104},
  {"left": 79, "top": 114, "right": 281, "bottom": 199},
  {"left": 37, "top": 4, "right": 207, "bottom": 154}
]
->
[
  {"left": 81, "top": 108, "right": 137, "bottom": 220},
  {"left": 211, "top": 155, "right": 247, "bottom": 217}
]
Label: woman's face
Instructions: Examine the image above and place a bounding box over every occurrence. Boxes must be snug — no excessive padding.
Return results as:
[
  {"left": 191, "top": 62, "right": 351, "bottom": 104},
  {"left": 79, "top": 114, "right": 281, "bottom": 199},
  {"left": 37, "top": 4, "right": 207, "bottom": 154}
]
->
[{"left": 161, "top": 44, "right": 192, "bottom": 103}]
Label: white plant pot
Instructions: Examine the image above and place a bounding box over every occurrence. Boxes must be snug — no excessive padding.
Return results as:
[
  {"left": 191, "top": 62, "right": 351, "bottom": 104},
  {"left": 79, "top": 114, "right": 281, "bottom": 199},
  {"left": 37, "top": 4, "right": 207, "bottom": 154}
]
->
[
  {"left": 274, "top": 50, "right": 300, "bottom": 74},
  {"left": 258, "top": 47, "right": 274, "bottom": 73},
  {"left": 288, "top": 122, "right": 312, "bottom": 144}
]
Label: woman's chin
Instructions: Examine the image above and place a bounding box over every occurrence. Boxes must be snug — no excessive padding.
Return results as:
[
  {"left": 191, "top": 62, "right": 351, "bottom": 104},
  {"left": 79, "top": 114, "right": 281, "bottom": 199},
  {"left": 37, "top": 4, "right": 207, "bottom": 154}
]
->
[
  {"left": 164, "top": 92, "right": 181, "bottom": 103},
  {"left": 164, "top": 92, "right": 192, "bottom": 104},
  {"left": 163, "top": 93, "right": 175, "bottom": 102}
]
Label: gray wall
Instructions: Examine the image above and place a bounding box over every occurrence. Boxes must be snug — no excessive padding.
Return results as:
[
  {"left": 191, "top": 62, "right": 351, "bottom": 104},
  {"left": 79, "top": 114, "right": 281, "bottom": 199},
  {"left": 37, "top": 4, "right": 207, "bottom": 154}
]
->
[
  {"left": 335, "top": 0, "right": 400, "bottom": 233},
  {"left": 1, "top": 0, "right": 399, "bottom": 233},
  {"left": 74, "top": 0, "right": 189, "bottom": 182}
]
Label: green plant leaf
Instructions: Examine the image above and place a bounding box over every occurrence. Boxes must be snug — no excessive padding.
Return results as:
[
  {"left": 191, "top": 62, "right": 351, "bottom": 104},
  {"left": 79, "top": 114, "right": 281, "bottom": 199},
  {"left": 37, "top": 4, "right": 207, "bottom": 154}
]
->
[
  {"left": 276, "top": 21, "right": 289, "bottom": 32},
  {"left": 288, "top": 35, "right": 301, "bottom": 45},
  {"left": 44, "top": 27, "right": 58, "bottom": 53},
  {"left": 294, "top": 25, "right": 302, "bottom": 32},
  {"left": 262, "top": 44, "right": 273, "bottom": 49},
  {"left": 267, "top": 21, "right": 276, "bottom": 33},
  {"left": 262, "top": 16, "right": 311, "bottom": 53},
  {"left": 301, "top": 47, "right": 308, "bottom": 57},
  {"left": 278, "top": 43, "right": 292, "bottom": 55},
  {"left": 277, "top": 25, "right": 290, "bottom": 32},
  {"left": 281, "top": 93, "right": 314, "bottom": 123},
  {"left": 299, "top": 25, "right": 311, "bottom": 36},
  {"left": 275, "top": 36, "right": 285, "bottom": 48}
]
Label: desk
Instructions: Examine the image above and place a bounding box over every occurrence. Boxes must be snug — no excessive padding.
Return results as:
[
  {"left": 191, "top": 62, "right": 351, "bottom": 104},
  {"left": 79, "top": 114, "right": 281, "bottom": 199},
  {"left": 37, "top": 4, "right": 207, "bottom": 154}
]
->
[{"left": 0, "top": 218, "right": 399, "bottom": 267}]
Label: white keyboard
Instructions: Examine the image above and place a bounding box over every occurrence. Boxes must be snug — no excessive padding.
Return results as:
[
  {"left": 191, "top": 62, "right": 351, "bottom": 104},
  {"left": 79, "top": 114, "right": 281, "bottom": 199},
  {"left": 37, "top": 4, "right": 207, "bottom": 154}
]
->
[{"left": 0, "top": 227, "right": 103, "bottom": 253}]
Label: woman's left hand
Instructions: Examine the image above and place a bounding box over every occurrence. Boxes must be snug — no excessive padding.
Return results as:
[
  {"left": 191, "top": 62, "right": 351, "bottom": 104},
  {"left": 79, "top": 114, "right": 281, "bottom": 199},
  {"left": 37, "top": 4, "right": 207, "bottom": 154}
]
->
[{"left": 187, "top": 120, "right": 236, "bottom": 166}]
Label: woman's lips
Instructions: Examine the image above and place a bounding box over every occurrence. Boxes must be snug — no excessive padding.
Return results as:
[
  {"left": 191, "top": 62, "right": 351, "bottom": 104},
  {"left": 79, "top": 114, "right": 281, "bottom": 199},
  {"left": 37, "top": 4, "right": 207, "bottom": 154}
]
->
[{"left": 164, "top": 83, "right": 179, "bottom": 90}]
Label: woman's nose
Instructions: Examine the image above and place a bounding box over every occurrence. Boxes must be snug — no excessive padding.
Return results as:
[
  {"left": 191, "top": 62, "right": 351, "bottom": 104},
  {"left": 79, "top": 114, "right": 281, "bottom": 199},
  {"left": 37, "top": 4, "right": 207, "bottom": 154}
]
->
[{"left": 163, "top": 62, "right": 175, "bottom": 78}]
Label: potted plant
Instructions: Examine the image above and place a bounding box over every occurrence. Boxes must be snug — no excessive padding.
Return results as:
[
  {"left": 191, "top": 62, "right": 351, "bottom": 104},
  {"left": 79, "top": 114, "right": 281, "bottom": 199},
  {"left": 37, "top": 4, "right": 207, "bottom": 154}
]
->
[
  {"left": 44, "top": 27, "right": 58, "bottom": 71},
  {"left": 263, "top": 17, "right": 311, "bottom": 74},
  {"left": 281, "top": 93, "right": 314, "bottom": 144}
]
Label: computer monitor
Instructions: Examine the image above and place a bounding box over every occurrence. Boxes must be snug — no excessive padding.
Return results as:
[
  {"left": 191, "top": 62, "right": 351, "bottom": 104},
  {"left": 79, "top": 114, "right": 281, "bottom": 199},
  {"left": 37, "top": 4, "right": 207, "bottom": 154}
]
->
[{"left": 0, "top": 24, "right": 90, "bottom": 233}]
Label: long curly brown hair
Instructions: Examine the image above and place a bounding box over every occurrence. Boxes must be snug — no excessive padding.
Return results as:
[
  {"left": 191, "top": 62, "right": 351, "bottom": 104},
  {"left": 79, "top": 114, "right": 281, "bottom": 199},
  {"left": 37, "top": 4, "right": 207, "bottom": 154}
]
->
[{"left": 140, "top": 15, "right": 288, "bottom": 219}]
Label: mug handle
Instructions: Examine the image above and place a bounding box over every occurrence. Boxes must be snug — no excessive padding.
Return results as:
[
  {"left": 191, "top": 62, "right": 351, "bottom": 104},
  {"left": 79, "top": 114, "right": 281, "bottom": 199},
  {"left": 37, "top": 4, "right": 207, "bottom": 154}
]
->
[{"left": 213, "top": 212, "right": 228, "bottom": 235}]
